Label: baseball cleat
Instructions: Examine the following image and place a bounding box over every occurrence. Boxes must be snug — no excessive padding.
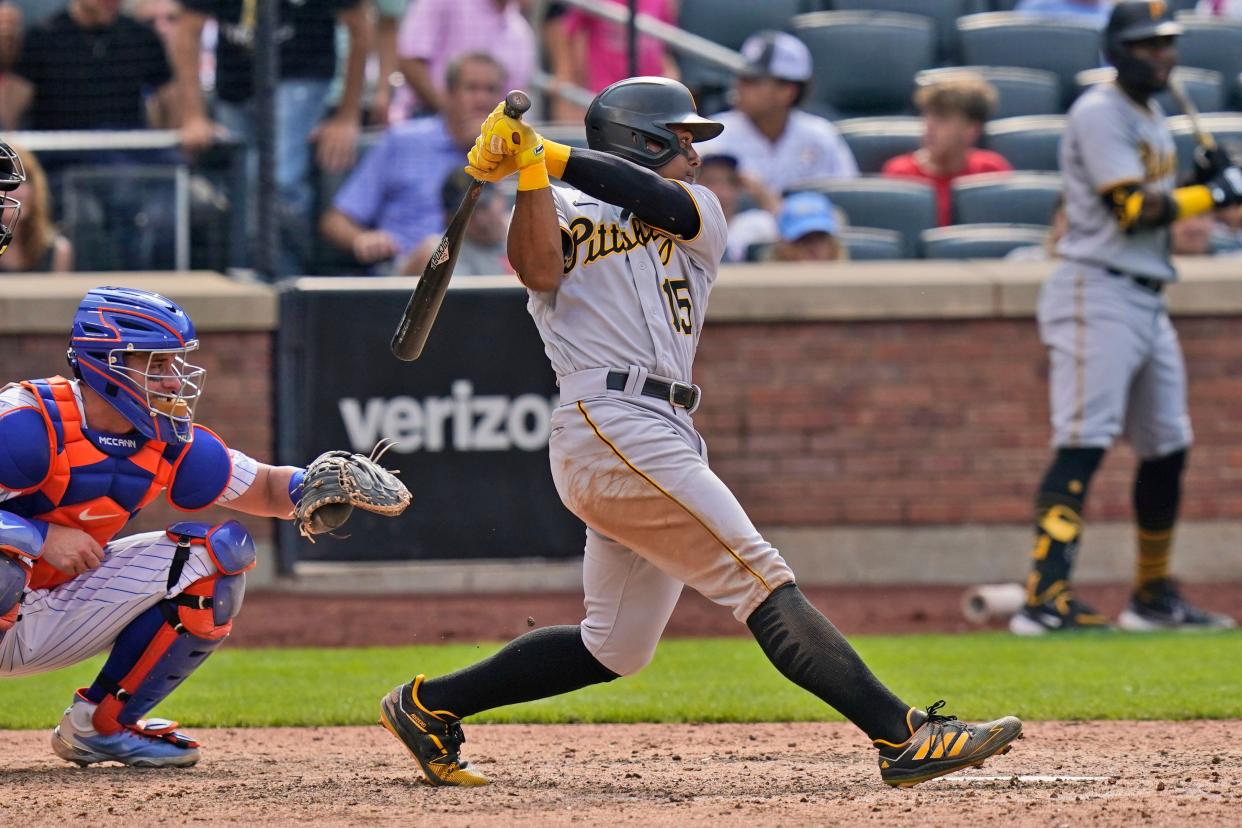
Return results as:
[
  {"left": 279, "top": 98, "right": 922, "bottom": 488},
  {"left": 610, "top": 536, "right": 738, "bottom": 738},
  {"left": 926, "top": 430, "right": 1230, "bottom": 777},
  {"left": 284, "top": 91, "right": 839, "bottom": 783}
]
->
[
  {"left": 1009, "top": 588, "right": 1112, "bottom": 635},
  {"left": 1118, "top": 579, "right": 1237, "bottom": 631},
  {"left": 379, "top": 675, "right": 489, "bottom": 787},
  {"left": 51, "top": 696, "right": 200, "bottom": 768},
  {"left": 874, "top": 701, "right": 1023, "bottom": 788}
]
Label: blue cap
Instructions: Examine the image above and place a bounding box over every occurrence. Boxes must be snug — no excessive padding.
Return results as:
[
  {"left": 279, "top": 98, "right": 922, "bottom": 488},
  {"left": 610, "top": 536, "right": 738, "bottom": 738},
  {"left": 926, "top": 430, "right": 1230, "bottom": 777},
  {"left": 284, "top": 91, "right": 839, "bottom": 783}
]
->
[{"left": 779, "top": 192, "right": 838, "bottom": 241}]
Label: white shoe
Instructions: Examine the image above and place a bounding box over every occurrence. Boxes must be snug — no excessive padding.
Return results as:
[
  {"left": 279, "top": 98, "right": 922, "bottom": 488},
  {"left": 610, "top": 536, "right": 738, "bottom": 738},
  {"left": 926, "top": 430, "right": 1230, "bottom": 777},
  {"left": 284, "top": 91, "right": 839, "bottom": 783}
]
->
[{"left": 51, "top": 695, "right": 201, "bottom": 768}]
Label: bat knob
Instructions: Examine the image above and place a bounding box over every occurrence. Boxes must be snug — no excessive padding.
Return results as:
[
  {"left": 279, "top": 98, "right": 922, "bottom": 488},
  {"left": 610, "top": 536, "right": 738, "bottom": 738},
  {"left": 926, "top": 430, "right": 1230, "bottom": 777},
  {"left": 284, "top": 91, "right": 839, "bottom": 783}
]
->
[{"left": 504, "top": 90, "right": 531, "bottom": 120}]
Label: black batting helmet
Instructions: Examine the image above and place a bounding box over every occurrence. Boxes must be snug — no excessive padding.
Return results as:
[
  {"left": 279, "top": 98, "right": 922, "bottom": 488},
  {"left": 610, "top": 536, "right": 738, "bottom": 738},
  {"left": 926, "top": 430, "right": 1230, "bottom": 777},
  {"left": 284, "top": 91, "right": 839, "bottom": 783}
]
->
[
  {"left": 584, "top": 77, "right": 724, "bottom": 169},
  {"left": 1104, "top": 1, "right": 1182, "bottom": 95}
]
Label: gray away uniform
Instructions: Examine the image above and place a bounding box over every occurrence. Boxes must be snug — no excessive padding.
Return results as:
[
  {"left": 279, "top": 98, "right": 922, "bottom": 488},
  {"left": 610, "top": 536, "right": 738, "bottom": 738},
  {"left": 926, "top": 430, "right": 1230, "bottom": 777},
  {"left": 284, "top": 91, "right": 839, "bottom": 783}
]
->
[{"left": 1042, "top": 82, "right": 1192, "bottom": 457}]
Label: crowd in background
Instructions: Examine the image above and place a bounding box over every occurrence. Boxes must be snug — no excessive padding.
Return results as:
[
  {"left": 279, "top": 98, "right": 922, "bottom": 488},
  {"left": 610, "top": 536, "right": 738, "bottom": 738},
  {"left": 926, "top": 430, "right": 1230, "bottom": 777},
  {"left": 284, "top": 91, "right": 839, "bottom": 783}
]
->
[{"left": 0, "top": 0, "right": 1239, "bottom": 275}]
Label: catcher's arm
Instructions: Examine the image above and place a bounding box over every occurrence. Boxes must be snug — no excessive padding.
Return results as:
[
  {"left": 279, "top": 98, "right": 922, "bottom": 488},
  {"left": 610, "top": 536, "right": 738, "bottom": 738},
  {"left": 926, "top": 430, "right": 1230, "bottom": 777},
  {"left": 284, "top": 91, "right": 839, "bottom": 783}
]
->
[{"left": 221, "top": 461, "right": 305, "bottom": 519}]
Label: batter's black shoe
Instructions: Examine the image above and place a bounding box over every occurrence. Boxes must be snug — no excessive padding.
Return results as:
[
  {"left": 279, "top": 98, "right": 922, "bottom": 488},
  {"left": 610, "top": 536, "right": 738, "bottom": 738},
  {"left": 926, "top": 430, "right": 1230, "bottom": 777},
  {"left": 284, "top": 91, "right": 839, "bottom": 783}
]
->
[
  {"left": 379, "top": 675, "right": 489, "bottom": 786},
  {"left": 1009, "top": 588, "right": 1112, "bottom": 635},
  {"left": 1118, "top": 579, "right": 1237, "bottom": 631},
  {"left": 874, "top": 701, "right": 1023, "bottom": 788}
]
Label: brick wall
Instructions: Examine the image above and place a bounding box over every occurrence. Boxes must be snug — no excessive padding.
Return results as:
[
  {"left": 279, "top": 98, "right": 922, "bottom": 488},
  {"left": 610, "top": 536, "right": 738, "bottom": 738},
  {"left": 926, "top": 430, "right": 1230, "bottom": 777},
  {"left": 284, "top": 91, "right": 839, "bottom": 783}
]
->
[
  {"left": 693, "top": 316, "right": 1242, "bottom": 527},
  {"left": 1, "top": 332, "right": 276, "bottom": 542}
]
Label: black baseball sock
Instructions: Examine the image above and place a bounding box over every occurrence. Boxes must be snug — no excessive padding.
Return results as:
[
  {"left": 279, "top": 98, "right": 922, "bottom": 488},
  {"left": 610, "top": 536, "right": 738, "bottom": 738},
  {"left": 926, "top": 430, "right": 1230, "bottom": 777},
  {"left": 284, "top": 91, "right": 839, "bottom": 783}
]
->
[
  {"left": 1133, "top": 449, "right": 1186, "bottom": 593},
  {"left": 747, "top": 583, "right": 911, "bottom": 744},
  {"left": 413, "top": 625, "right": 619, "bottom": 719},
  {"left": 1027, "top": 447, "right": 1105, "bottom": 603}
]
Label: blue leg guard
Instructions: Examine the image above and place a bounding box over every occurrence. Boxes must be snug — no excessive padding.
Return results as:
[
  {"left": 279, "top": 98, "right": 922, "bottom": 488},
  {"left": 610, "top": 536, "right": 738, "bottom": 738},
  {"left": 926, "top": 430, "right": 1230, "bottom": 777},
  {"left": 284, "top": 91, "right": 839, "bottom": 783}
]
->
[{"left": 0, "top": 554, "right": 28, "bottom": 631}]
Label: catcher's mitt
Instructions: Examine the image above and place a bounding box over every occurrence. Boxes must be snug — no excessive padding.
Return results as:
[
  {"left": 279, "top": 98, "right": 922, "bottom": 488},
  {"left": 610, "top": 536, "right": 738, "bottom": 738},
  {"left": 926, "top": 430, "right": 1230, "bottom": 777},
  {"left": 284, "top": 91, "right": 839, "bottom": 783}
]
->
[{"left": 294, "top": 441, "right": 412, "bottom": 540}]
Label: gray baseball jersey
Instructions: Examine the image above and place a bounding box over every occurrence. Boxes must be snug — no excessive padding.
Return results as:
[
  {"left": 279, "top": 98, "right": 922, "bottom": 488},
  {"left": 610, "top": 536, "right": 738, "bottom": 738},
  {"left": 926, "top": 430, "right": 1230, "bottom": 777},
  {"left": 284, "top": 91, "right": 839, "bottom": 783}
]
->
[
  {"left": 1057, "top": 83, "right": 1178, "bottom": 280},
  {"left": 528, "top": 181, "right": 793, "bottom": 676}
]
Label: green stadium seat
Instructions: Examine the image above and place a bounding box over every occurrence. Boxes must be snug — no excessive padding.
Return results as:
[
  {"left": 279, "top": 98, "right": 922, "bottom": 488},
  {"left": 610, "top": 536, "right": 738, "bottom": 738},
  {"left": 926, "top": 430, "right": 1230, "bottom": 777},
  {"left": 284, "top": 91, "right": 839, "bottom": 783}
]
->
[
  {"left": 803, "top": 176, "right": 937, "bottom": 257},
  {"left": 920, "top": 223, "right": 1049, "bottom": 259},
  {"left": 838, "top": 226, "right": 906, "bottom": 260},
  {"left": 676, "top": 0, "right": 810, "bottom": 98},
  {"left": 957, "top": 13, "right": 1101, "bottom": 107},
  {"left": 916, "top": 66, "right": 1062, "bottom": 119},
  {"left": 791, "top": 11, "right": 936, "bottom": 118},
  {"left": 983, "top": 114, "right": 1066, "bottom": 172},
  {"left": 951, "top": 171, "right": 1062, "bottom": 225},
  {"left": 1173, "top": 14, "right": 1242, "bottom": 109},
  {"left": 833, "top": 116, "right": 923, "bottom": 174}
]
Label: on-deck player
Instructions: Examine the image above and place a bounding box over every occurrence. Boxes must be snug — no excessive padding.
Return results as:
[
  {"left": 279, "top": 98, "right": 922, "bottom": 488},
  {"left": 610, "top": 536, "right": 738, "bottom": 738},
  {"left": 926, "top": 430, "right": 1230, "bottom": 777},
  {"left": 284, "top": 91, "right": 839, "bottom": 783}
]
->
[
  {"left": 378, "top": 77, "right": 1023, "bottom": 789},
  {"left": 0, "top": 281, "right": 400, "bottom": 767},
  {"left": 1010, "top": 1, "right": 1242, "bottom": 635}
]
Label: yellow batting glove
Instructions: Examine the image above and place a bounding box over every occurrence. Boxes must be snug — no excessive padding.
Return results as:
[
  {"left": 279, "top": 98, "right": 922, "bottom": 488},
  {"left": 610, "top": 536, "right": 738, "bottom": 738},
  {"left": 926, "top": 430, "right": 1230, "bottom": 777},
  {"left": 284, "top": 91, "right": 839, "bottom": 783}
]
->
[
  {"left": 464, "top": 153, "right": 519, "bottom": 184},
  {"left": 466, "top": 134, "right": 505, "bottom": 174}
]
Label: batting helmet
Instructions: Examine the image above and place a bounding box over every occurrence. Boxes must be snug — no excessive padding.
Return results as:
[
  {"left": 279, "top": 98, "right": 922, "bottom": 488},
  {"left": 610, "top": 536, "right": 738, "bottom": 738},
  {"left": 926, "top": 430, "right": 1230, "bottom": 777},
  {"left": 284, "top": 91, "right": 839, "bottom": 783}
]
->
[
  {"left": 585, "top": 77, "right": 724, "bottom": 169},
  {"left": 67, "top": 287, "right": 205, "bottom": 444},
  {"left": 1104, "top": 1, "right": 1183, "bottom": 95}
]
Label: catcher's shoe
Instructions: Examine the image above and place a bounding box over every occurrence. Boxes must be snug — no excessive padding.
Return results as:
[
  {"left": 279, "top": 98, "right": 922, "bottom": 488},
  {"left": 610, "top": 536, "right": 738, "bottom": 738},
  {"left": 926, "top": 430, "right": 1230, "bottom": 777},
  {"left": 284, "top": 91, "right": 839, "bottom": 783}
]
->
[
  {"left": 1118, "top": 579, "right": 1237, "bottom": 631},
  {"left": 1009, "top": 587, "right": 1112, "bottom": 635},
  {"left": 51, "top": 695, "right": 200, "bottom": 768},
  {"left": 379, "top": 675, "right": 489, "bottom": 787},
  {"left": 874, "top": 701, "right": 1023, "bottom": 788}
]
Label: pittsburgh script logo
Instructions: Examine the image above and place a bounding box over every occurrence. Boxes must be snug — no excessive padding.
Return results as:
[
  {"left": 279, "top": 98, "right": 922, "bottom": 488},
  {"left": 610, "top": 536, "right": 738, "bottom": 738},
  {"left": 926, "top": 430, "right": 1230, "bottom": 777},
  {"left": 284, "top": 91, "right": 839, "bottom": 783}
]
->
[{"left": 561, "top": 216, "right": 674, "bottom": 273}]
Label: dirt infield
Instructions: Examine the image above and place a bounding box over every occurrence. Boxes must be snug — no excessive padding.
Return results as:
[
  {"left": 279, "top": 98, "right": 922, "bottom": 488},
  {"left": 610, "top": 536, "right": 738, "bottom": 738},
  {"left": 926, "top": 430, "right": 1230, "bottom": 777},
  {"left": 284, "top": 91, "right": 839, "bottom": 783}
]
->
[
  {"left": 1, "top": 720, "right": 1238, "bottom": 826},
  {"left": 229, "top": 582, "right": 1242, "bottom": 647}
]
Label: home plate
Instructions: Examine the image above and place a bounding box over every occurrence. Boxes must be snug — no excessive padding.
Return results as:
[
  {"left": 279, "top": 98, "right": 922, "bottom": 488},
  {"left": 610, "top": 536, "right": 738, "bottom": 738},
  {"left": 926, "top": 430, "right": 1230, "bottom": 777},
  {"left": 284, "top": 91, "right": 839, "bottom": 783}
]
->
[{"left": 940, "top": 774, "right": 1111, "bottom": 783}]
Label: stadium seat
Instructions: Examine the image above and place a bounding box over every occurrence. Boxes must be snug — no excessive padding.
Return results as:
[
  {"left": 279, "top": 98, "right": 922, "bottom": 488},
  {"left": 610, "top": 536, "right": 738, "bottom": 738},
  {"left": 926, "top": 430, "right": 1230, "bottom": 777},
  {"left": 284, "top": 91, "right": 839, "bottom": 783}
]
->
[
  {"left": 1173, "top": 14, "right": 1242, "bottom": 109},
  {"left": 833, "top": 116, "right": 923, "bottom": 174},
  {"left": 540, "top": 123, "right": 589, "bottom": 149},
  {"left": 985, "top": 0, "right": 1020, "bottom": 10},
  {"left": 791, "top": 11, "right": 936, "bottom": 118},
  {"left": 920, "top": 223, "right": 1049, "bottom": 259},
  {"left": 1168, "top": 0, "right": 1200, "bottom": 11},
  {"left": 802, "top": 176, "right": 937, "bottom": 257},
  {"left": 677, "top": 0, "right": 810, "bottom": 98},
  {"left": 1169, "top": 113, "right": 1242, "bottom": 180},
  {"left": 838, "top": 226, "right": 905, "bottom": 260},
  {"left": 916, "top": 66, "right": 1061, "bottom": 119},
  {"left": 63, "top": 165, "right": 184, "bottom": 271},
  {"left": 1075, "top": 66, "right": 1225, "bottom": 116},
  {"left": 951, "top": 171, "right": 1062, "bottom": 226},
  {"left": 983, "top": 115, "right": 1066, "bottom": 172},
  {"left": 828, "top": 0, "right": 975, "bottom": 64},
  {"left": 957, "top": 13, "right": 1102, "bottom": 106}
]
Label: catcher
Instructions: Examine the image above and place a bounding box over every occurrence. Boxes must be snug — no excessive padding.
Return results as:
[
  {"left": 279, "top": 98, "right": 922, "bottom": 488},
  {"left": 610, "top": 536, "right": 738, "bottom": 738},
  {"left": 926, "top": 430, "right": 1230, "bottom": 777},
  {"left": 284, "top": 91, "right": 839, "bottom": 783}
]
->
[{"left": 0, "top": 284, "right": 410, "bottom": 768}]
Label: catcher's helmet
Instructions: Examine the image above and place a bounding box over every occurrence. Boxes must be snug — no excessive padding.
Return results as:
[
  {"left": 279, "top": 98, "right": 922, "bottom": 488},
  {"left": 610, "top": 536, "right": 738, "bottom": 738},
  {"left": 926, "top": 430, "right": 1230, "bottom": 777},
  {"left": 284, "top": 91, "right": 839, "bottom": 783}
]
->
[
  {"left": 0, "top": 141, "right": 26, "bottom": 257},
  {"left": 585, "top": 77, "right": 724, "bottom": 168},
  {"left": 1104, "top": 1, "right": 1182, "bottom": 94},
  {"left": 67, "top": 287, "right": 205, "bottom": 444}
]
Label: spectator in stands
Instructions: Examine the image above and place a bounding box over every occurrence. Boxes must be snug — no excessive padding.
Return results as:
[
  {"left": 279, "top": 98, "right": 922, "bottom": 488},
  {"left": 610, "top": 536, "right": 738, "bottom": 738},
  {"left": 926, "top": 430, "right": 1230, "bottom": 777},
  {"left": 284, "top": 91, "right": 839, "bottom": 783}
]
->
[
  {"left": 768, "top": 191, "right": 847, "bottom": 263},
  {"left": 402, "top": 170, "right": 512, "bottom": 276},
  {"left": 1171, "top": 212, "right": 1215, "bottom": 256},
  {"left": 1196, "top": 0, "right": 1242, "bottom": 18},
  {"left": 174, "top": 0, "right": 370, "bottom": 276},
  {"left": 1005, "top": 194, "right": 1067, "bottom": 261},
  {"left": 1210, "top": 204, "right": 1242, "bottom": 254},
  {"left": 0, "top": 144, "right": 73, "bottom": 273},
  {"left": 129, "top": 0, "right": 182, "bottom": 128},
  {"left": 0, "top": 2, "right": 21, "bottom": 73},
  {"left": 0, "top": 0, "right": 176, "bottom": 130},
  {"left": 320, "top": 52, "right": 505, "bottom": 272},
  {"left": 1015, "top": 0, "right": 1113, "bottom": 28},
  {"left": 396, "top": 0, "right": 534, "bottom": 117},
  {"left": 882, "top": 74, "right": 1012, "bottom": 227},
  {"left": 696, "top": 30, "right": 858, "bottom": 194},
  {"left": 554, "top": 0, "right": 679, "bottom": 121},
  {"left": 698, "top": 154, "right": 780, "bottom": 263}
]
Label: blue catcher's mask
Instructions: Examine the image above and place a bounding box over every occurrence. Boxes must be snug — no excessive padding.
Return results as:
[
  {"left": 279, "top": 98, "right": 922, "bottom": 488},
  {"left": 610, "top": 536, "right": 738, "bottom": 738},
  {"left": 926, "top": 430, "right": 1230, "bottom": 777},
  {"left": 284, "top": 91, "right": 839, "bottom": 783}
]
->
[{"left": 66, "top": 287, "right": 206, "bottom": 444}]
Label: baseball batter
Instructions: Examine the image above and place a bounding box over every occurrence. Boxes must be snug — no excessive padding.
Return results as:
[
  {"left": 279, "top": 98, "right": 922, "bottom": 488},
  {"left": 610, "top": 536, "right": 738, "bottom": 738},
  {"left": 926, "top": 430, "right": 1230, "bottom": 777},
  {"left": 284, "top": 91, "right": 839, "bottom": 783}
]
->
[
  {"left": 0, "top": 278, "right": 409, "bottom": 767},
  {"left": 1011, "top": 1, "right": 1242, "bottom": 635},
  {"left": 379, "top": 77, "right": 1022, "bottom": 789}
]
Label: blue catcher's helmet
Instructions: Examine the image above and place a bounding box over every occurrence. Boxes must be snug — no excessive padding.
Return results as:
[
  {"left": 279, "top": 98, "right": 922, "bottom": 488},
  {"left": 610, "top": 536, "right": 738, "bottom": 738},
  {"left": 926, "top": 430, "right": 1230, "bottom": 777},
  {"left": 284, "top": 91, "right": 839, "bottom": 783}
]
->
[{"left": 66, "top": 287, "right": 205, "bottom": 444}]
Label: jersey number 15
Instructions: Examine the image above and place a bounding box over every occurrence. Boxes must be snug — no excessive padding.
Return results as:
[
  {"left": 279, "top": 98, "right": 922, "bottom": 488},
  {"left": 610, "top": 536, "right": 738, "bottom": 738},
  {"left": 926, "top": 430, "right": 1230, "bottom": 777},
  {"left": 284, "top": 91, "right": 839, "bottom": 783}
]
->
[{"left": 662, "top": 278, "right": 693, "bottom": 335}]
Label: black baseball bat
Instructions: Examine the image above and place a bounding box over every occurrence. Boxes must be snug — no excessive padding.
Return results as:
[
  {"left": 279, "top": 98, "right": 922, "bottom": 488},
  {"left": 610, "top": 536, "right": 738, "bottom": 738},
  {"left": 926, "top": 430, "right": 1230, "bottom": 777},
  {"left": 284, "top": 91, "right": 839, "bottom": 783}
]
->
[{"left": 390, "top": 89, "right": 532, "bottom": 361}]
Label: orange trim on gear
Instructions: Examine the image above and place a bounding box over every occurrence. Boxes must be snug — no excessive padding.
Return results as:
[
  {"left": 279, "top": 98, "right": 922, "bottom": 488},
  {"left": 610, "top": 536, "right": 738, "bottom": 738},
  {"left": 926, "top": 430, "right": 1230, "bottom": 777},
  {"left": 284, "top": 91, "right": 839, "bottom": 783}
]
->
[{"left": 575, "top": 401, "right": 771, "bottom": 592}]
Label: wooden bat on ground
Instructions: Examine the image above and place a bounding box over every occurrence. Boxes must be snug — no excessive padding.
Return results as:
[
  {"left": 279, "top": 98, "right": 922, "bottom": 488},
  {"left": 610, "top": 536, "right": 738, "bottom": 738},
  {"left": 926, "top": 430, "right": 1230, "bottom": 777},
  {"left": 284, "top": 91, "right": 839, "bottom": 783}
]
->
[{"left": 390, "top": 89, "right": 532, "bottom": 361}]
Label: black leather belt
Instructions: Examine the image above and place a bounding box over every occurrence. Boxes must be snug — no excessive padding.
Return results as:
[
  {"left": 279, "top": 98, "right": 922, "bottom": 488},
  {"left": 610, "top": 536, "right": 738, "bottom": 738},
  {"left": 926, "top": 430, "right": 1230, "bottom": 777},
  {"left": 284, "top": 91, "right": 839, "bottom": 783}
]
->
[
  {"left": 1106, "top": 268, "right": 1165, "bottom": 295},
  {"left": 606, "top": 370, "right": 701, "bottom": 411}
]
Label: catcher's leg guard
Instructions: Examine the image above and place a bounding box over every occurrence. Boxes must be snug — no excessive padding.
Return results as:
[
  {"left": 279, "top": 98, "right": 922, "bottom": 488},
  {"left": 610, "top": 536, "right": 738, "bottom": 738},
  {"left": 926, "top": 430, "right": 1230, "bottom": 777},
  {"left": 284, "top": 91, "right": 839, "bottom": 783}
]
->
[
  {"left": 0, "top": 514, "right": 40, "bottom": 632},
  {"left": 0, "top": 553, "right": 29, "bottom": 632},
  {"left": 84, "top": 520, "right": 255, "bottom": 738}
]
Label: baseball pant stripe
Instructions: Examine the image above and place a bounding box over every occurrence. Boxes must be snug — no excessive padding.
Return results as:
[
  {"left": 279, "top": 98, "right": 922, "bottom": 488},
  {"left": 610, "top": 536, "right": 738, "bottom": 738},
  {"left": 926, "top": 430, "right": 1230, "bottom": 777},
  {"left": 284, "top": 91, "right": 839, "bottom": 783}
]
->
[{"left": 575, "top": 401, "right": 772, "bottom": 592}]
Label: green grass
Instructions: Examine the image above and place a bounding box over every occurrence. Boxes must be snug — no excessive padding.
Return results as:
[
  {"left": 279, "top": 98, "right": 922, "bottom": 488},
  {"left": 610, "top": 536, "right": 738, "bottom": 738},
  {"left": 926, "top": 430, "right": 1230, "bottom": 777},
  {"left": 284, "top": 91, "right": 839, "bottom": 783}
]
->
[{"left": 1, "top": 632, "right": 1239, "bottom": 730}]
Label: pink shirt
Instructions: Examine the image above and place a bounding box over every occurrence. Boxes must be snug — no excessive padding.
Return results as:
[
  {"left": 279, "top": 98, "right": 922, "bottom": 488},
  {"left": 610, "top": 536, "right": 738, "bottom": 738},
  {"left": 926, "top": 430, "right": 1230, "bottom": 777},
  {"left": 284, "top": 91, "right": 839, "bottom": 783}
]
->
[
  {"left": 562, "top": 0, "right": 674, "bottom": 93},
  {"left": 397, "top": 0, "right": 535, "bottom": 111}
]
